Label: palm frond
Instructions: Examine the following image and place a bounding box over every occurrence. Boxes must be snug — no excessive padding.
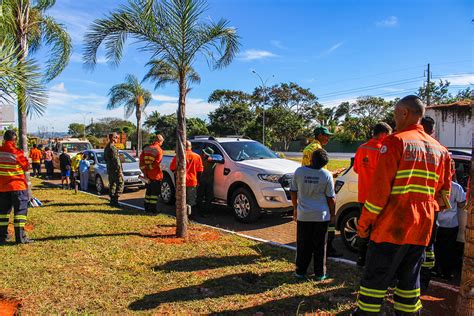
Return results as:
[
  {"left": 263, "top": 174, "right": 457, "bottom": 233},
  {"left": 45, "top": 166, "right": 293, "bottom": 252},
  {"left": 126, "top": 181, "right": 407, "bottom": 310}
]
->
[
  {"left": 107, "top": 74, "right": 152, "bottom": 119},
  {"left": 34, "top": 0, "right": 56, "bottom": 11},
  {"left": 41, "top": 15, "right": 72, "bottom": 82}
]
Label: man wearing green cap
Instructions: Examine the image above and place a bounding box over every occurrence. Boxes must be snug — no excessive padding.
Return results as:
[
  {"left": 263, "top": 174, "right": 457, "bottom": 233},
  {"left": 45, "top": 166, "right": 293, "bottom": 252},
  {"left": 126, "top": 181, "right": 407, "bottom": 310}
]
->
[
  {"left": 197, "top": 147, "right": 216, "bottom": 217},
  {"left": 301, "top": 126, "right": 343, "bottom": 257}
]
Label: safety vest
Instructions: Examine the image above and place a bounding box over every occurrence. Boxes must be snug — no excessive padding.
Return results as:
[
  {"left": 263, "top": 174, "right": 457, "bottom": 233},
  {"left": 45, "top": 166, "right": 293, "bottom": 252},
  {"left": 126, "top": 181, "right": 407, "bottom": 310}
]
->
[
  {"left": 301, "top": 140, "right": 322, "bottom": 167},
  {"left": 29, "top": 148, "right": 42, "bottom": 163},
  {"left": 353, "top": 138, "right": 383, "bottom": 203},
  {"left": 170, "top": 149, "right": 204, "bottom": 187},
  {"left": 0, "top": 141, "right": 29, "bottom": 192},
  {"left": 71, "top": 153, "right": 83, "bottom": 172},
  {"left": 139, "top": 142, "right": 163, "bottom": 181},
  {"left": 357, "top": 124, "right": 452, "bottom": 246}
]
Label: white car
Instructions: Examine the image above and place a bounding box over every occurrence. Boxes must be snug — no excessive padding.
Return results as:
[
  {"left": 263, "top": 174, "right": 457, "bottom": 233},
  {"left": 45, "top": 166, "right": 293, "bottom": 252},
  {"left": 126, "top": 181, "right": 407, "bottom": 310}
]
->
[
  {"left": 51, "top": 138, "right": 93, "bottom": 170},
  {"left": 160, "top": 136, "right": 300, "bottom": 223},
  {"left": 334, "top": 150, "right": 472, "bottom": 252}
]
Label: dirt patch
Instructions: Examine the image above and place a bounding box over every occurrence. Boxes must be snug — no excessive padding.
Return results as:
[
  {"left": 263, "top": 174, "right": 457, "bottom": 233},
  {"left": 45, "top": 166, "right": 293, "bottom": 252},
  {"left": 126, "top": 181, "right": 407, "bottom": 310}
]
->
[
  {"left": 420, "top": 285, "right": 457, "bottom": 316},
  {"left": 141, "top": 225, "right": 221, "bottom": 244},
  {"left": 0, "top": 296, "right": 21, "bottom": 316}
]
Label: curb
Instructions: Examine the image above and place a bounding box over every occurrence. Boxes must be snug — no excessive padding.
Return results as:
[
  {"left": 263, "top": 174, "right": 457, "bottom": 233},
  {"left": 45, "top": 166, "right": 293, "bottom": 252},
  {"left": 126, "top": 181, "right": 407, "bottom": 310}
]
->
[{"left": 36, "top": 178, "right": 460, "bottom": 293}]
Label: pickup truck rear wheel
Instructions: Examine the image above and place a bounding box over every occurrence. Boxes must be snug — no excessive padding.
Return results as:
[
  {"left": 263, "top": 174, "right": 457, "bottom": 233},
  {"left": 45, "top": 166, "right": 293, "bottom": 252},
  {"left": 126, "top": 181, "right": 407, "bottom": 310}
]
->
[
  {"left": 231, "top": 188, "right": 261, "bottom": 223},
  {"left": 341, "top": 209, "right": 360, "bottom": 252},
  {"left": 161, "top": 174, "right": 175, "bottom": 205},
  {"left": 95, "top": 176, "right": 104, "bottom": 195}
]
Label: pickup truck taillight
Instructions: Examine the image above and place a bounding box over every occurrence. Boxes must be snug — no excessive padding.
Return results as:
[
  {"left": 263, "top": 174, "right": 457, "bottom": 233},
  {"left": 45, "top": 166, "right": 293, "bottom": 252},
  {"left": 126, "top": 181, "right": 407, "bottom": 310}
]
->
[{"left": 335, "top": 180, "right": 345, "bottom": 194}]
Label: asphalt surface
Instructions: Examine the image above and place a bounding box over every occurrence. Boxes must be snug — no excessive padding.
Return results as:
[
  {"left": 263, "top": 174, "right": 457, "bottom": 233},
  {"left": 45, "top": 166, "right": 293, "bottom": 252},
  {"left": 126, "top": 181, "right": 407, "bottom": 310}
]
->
[{"left": 41, "top": 175, "right": 358, "bottom": 262}]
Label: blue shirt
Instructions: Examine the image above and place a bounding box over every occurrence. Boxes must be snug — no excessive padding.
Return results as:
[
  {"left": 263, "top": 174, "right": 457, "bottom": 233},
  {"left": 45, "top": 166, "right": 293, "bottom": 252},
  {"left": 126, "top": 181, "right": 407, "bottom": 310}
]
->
[
  {"left": 79, "top": 159, "right": 90, "bottom": 173},
  {"left": 290, "top": 166, "right": 335, "bottom": 222}
]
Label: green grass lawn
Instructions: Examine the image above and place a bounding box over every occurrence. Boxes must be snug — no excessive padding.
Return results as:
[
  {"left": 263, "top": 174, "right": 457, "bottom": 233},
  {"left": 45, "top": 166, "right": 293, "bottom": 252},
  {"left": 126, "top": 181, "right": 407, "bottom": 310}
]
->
[
  {"left": 0, "top": 180, "right": 360, "bottom": 314},
  {"left": 287, "top": 157, "right": 351, "bottom": 172}
]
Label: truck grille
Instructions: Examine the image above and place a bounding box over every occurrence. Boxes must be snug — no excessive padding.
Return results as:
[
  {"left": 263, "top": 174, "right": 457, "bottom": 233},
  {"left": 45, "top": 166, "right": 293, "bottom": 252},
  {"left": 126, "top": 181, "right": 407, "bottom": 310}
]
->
[
  {"left": 123, "top": 171, "right": 141, "bottom": 176},
  {"left": 279, "top": 173, "right": 293, "bottom": 200}
]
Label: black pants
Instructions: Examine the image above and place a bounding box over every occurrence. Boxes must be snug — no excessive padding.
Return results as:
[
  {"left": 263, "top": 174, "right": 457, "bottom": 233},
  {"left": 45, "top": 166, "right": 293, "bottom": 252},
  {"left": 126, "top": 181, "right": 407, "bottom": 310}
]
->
[
  {"left": 355, "top": 242, "right": 424, "bottom": 315},
  {"left": 0, "top": 190, "right": 29, "bottom": 244},
  {"left": 434, "top": 226, "right": 459, "bottom": 277},
  {"left": 420, "top": 221, "right": 438, "bottom": 292},
  {"left": 45, "top": 161, "right": 53, "bottom": 178},
  {"left": 144, "top": 180, "right": 161, "bottom": 212},
  {"left": 296, "top": 221, "right": 329, "bottom": 277},
  {"left": 32, "top": 163, "right": 41, "bottom": 176},
  {"left": 197, "top": 180, "right": 213, "bottom": 213}
]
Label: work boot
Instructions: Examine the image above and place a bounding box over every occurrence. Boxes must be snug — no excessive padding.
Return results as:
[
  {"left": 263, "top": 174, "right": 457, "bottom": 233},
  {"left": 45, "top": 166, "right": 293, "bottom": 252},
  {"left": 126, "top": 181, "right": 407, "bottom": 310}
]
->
[{"left": 15, "top": 228, "right": 34, "bottom": 244}]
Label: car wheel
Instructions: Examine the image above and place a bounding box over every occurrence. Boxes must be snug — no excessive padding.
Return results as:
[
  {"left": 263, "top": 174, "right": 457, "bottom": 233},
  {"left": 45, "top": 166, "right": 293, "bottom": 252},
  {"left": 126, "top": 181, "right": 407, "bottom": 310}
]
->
[
  {"left": 341, "top": 209, "right": 361, "bottom": 252},
  {"left": 95, "top": 176, "right": 104, "bottom": 195},
  {"left": 161, "top": 174, "right": 175, "bottom": 205},
  {"left": 231, "top": 187, "right": 261, "bottom": 223}
]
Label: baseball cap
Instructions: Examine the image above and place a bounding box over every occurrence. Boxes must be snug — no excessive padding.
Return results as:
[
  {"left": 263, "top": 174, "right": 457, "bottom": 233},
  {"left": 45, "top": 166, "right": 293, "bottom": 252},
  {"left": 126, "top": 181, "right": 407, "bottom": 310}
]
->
[{"left": 314, "top": 126, "right": 333, "bottom": 137}]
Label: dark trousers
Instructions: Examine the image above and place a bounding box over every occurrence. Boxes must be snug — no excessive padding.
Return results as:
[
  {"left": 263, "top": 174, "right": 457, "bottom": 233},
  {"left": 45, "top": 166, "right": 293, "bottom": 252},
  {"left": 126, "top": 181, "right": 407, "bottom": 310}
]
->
[
  {"left": 144, "top": 180, "right": 161, "bottom": 212},
  {"left": 420, "top": 221, "right": 438, "bottom": 292},
  {"left": 296, "top": 221, "right": 329, "bottom": 277},
  {"left": 434, "top": 226, "right": 459, "bottom": 277},
  {"left": 0, "top": 190, "right": 29, "bottom": 244},
  {"left": 45, "top": 161, "right": 53, "bottom": 178},
  {"left": 197, "top": 181, "right": 213, "bottom": 213},
  {"left": 356, "top": 242, "right": 424, "bottom": 315},
  {"left": 32, "top": 163, "right": 41, "bottom": 176}
]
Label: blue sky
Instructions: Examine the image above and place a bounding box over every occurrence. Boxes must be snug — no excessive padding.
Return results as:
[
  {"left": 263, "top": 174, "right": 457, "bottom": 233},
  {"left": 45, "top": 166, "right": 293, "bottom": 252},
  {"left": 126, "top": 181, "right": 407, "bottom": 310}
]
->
[{"left": 27, "top": 0, "right": 473, "bottom": 132}]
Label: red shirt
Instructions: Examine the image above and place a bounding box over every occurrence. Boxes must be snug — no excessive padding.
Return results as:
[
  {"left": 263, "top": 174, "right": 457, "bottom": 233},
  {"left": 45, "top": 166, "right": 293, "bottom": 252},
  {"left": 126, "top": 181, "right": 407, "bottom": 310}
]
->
[
  {"left": 357, "top": 124, "right": 452, "bottom": 246},
  {"left": 139, "top": 142, "right": 164, "bottom": 181},
  {"left": 0, "top": 141, "right": 29, "bottom": 192},
  {"left": 29, "top": 148, "right": 42, "bottom": 163},
  {"left": 170, "top": 149, "right": 204, "bottom": 187},
  {"left": 354, "top": 138, "right": 383, "bottom": 203}
]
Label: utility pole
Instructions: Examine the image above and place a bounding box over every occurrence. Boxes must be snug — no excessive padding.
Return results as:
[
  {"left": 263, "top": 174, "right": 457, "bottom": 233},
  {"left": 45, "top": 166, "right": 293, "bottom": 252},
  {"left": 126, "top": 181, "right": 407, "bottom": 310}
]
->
[
  {"left": 251, "top": 70, "right": 274, "bottom": 145},
  {"left": 426, "top": 63, "right": 431, "bottom": 105}
]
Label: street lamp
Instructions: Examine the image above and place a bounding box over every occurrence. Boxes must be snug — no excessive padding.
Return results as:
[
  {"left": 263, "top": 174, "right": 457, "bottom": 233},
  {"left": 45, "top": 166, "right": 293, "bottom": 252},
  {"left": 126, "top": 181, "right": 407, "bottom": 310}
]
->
[
  {"left": 81, "top": 112, "right": 92, "bottom": 139},
  {"left": 252, "top": 70, "right": 274, "bottom": 145}
]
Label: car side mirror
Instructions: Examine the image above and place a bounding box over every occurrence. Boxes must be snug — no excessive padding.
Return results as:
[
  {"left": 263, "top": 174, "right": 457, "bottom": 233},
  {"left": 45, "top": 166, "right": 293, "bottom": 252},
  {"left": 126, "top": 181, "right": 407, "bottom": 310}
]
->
[{"left": 209, "top": 154, "right": 224, "bottom": 164}]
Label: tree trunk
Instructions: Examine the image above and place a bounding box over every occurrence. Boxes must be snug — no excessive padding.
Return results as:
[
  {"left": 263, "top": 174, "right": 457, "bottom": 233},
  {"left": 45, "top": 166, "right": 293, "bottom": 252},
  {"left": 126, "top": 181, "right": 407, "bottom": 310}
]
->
[
  {"left": 136, "top": 107, "right": 141, "bottom": 157},
  {"left": 456, "top": 154, "right": 474, "bottom": 315},
  {"left": 175, "top": 74, "right": 188, "bottom": 238}
]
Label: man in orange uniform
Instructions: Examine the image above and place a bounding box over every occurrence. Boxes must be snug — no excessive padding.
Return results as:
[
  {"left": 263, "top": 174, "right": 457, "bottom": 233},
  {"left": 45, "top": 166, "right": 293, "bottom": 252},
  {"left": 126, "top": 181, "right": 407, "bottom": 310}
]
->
[
  {"left": 0, "top": 130, "right": 32, "bottom": 244},
  {"left": 170, "top": 140, "right": 204, "bottom": 217},
  {"left": 140, "top": 134, "right": 164, "bottom": 213},
  {"left": 354, "top": 96, "right": 452, "bottom": 315},
  {"left": 29, "top": 143, "right": 42, "bottom": 177},
  {"left": 353, "top": 122, "right": 392, "bottom": 266}
]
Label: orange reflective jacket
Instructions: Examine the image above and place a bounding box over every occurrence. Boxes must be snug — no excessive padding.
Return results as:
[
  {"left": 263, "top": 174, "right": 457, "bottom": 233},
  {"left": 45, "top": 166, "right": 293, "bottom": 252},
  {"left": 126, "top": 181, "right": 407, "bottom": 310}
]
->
[
  {"left": 170, "top": 149, "right": 204, "bottom": 187},
  {"left": 0, "top": 141, "right": 29, "bottom": 192},
  {"left": 139, "top": 142, "right": 164, "bottom": 181},
  {"left": 29, "top": 148, "right": 42, "bottom": 163},
  {"left": 354, "top": 138, "right": 383, "bottom": 203},
  {"left": 357, "top": 124, "right": 452, "bottom": 246}
]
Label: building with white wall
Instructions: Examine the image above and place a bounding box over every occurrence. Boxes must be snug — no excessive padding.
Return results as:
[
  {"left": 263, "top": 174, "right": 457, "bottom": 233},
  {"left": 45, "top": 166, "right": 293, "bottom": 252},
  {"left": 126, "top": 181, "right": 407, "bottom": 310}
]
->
[
  {"left": 0, "top": 104, "right": 15, "bottom": 131},
  {"left": 426, "top": 100, "right": 473, "bottom": 150}
]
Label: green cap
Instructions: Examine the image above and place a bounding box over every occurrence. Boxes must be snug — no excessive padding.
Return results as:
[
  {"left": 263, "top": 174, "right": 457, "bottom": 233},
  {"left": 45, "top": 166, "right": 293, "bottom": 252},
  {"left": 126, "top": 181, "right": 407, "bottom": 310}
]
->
[{"left": 314, "top": 126, "right": 333, "bottom": 137}]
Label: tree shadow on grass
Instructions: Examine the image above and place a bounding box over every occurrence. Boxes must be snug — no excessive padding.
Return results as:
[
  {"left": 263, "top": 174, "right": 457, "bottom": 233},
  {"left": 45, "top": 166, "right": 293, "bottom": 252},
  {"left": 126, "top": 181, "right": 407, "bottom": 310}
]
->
[
  {"left": 212, "top": 287, "right": 355, "bottom": 315},
  {"left": 153, "top": 254, "right": 262, "bottom": 272},
  {"left": 46, "top": 202, "right": 108, "bottom": 207},
  {"left": 58, "top": 209, "right": 155, "bottom": 216},
  {"left": 34, "top": 232, "right": 143, "bottom": 242},
  {"left": 128, "top": 271, "right": 339, "bottom": 311}
]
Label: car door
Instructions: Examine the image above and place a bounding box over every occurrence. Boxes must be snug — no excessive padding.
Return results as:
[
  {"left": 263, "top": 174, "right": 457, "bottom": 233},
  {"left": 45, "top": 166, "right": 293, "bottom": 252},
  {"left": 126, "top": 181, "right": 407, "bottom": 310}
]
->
[
  {"left": 203, "top": 142, "right": 227, "bottom": 200},
  {"left": 87, "top": 151, "right": 97, "bottom": 182}
]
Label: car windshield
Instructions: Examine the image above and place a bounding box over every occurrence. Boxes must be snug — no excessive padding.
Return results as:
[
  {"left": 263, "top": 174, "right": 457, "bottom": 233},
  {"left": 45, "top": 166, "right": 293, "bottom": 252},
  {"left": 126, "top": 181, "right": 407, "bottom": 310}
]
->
[
  {"left": 61, "top": 143, "right": 92, "bottom": 152},
  {"left": 220, "top": 141, "right": 278, "bottom": 161},
  {"left": 96, "top": 151, "right": 136, "bottom": 164}
]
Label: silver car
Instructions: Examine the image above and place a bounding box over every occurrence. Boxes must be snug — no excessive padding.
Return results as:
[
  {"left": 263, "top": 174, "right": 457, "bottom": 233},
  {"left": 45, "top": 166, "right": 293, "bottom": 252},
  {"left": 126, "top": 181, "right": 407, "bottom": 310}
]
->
[{"left": 83, "top": 149, "right": 145, "bottom": 194}]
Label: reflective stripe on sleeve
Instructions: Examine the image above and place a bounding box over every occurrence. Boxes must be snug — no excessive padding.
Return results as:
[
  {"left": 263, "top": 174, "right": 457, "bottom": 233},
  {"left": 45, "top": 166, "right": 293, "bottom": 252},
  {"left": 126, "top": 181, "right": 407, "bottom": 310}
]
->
[
  {"left": 391, "top": 185, "right": 435, "bottom": 195},
  {"left": 364, "top": 201, "right": 383, "bottom": 214},
  {"left": 0, "top": 171, "right": 24, "bottom": 176},
  {"left": 395, "top": 169, "right": 440, "bottom": 181}
]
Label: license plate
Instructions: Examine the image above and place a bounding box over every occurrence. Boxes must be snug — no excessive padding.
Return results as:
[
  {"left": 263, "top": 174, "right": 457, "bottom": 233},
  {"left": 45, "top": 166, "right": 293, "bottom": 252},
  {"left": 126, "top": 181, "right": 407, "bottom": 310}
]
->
[{"left": 126, "top": 177, "right": 139, "bottom": 183}]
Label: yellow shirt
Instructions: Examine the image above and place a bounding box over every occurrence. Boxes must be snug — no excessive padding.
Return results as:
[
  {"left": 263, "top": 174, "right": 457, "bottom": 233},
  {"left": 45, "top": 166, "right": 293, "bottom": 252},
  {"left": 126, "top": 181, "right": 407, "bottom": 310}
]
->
[
  {"left": 71, "top": 153, "right": 83, "bottom": 172},
  {"left": 301, "top": 140, "right": 322, "bottom": 167}
]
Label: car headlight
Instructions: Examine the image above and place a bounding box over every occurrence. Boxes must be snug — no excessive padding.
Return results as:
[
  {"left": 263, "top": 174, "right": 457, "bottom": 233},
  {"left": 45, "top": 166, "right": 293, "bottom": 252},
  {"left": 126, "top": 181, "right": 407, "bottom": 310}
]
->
[{"left": 258, "top": 174, "right": 282, "bottom": 183}]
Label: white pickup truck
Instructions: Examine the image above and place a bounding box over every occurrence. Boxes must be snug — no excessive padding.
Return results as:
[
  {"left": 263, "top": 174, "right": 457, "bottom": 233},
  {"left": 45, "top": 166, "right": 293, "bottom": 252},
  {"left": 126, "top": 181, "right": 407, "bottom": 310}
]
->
[{"left": 160, "top": 136, "right": 301, "bottom": 223}]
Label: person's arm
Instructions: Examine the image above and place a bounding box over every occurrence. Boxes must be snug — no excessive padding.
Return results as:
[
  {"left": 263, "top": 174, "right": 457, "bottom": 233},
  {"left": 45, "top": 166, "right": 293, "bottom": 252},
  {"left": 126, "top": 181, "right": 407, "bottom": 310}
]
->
[
  {"left": 290, "top": 191, "right": 298, "bottom": 222},
  {"left": 326, "top": 196, "right": 336, "bottom": 225},
  {"left": 170, "top": 156, "right": 177, "bottom": 173},
  {"left": 457, "top": 185, "right": 467, "bottom": 210},
  {"left": 353, "top": 148, "right": 361, "bottom": 174},
  {"left": 18, "top": 151, "right": 30, "bottom": 171}
]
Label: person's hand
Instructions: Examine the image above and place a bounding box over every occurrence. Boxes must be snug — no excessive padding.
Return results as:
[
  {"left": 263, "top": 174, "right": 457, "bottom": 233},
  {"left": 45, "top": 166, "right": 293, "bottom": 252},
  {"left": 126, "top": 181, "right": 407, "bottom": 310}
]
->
[
  {"left": 292, "top": 209, "right": 297, "bottom": 222},
  {"left": 332, "top": 168, "right": 346, "bottom": 178}
]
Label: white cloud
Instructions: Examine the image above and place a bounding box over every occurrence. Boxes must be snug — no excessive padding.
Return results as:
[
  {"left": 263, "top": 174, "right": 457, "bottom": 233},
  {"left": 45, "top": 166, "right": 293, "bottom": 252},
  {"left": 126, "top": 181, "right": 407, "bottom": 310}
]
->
[
  {"left": 145, "top": 98, "right": 217, "bottom": 119},
  {"left": 270, "top": 40, "right": 287, "bottom": 49},
  {"left": 376, "top": 16, "right": 398, "bottom": 27},
  {"left": 440, "top": 74, "right": 474, "bottom": 86},
  {"left": 238, "top": 49, "right": 278, "bottom": 61},
  {"left": 50, "top": 82, "right": 66, "bottom": 93},
  {"left": 152, "top": 94, "right": 179, "bottom": 102},
  {"left": 318, "top": 42, "right": 344, "bottom": 58},
  {"left": 49, "top": 10, "right": 94, "bottom": 44},
  {"left": 70, "top": 53, "right": 107, "bottom": 64}
]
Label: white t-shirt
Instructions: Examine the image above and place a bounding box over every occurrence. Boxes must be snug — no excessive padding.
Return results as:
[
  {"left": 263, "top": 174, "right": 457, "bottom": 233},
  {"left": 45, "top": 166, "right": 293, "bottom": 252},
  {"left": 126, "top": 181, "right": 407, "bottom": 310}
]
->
[
  {"left": 437, "top": 181, "right": 466, "bottom": 228},
  {"left": 290, "top": 166, "right": 335, "bottom": 222}
]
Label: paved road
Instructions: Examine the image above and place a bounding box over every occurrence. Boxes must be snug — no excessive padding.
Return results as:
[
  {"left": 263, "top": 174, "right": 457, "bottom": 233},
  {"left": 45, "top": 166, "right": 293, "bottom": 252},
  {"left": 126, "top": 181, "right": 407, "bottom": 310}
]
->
[{"left": 42, "top": 175, "right": 357, "bottom": 262}]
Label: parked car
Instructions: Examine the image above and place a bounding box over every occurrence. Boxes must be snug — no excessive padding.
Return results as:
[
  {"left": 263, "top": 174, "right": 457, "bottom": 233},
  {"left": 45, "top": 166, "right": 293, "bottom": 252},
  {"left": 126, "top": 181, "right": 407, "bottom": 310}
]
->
[
  {"left": 52, "top": 138, "right": 93, "bottom": 170},
  {"left": 160, "top": 136, "right": 301, "bottom": 223},
  {"left": 334, "top": 150, "right": 472, "bottom": 252},
  {"left": 83, "top": 149, "right": 145, "bottom": 194}
]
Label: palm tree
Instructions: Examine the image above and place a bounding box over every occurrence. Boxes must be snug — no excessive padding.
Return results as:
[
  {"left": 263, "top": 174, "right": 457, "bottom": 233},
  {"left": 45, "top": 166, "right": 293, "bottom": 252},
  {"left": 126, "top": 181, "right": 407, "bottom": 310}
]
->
[
  {"left": 84, "top": 0, "right": 240, "bottom": 238},
  {"left": 1, "top": 0, "right": 72, "bottom": 152},
  {"left": 107, "top": 74, "right": 152, "bottom": 157},
  {"left": 456, "top": 157, "right": 473, "bottom": 315}
]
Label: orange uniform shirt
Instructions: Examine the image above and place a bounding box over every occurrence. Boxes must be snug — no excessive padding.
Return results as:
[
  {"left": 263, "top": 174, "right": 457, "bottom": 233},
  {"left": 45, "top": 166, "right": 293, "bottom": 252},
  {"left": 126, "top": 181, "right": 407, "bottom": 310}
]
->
[
  {"left": 357, "top": 124, "right": 451, "bottom": 246},
  {"left": 170, "top": 149, "right": 204, "bottom": 187},
  {"left": 0, "top": 141, "right": 30, "bottom": 191},
  {"left": 29, "top": 148, "right": 42, "bottom": 163},
  {"left": 353, "top": 138, "right": 383, "bottom": 203},
  {"left": 139, "top": 142, "right": 164, "bottom": 181}
]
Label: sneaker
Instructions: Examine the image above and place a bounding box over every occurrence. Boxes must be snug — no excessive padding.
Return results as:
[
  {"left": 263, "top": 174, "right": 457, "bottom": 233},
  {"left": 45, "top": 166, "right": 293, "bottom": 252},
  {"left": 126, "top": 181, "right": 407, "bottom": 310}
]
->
[
  {"left": 314, "top": 275, "right": 329, "bottom": 281},
  {"left": 294, "top": 272, "right": 306, "bottom": 280}
]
